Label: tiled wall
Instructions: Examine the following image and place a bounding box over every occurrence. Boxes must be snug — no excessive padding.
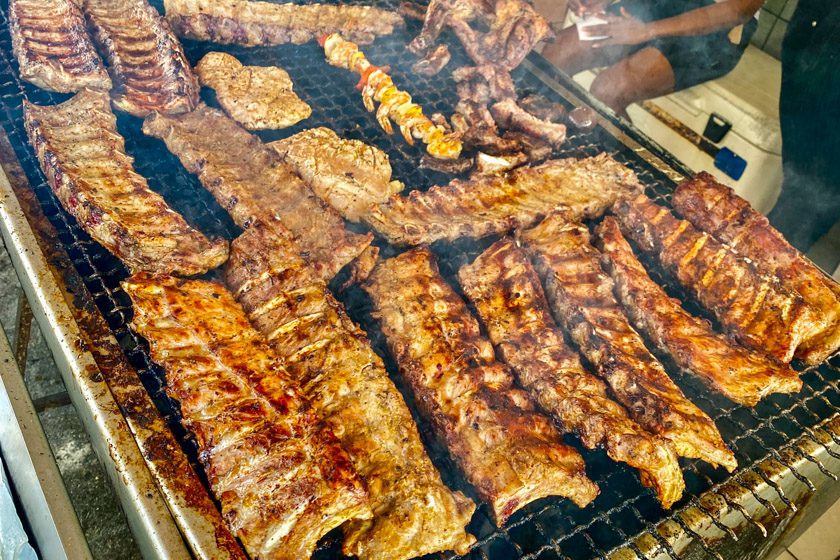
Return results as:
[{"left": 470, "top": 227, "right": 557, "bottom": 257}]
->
[{"left": 752, "top": 0, "right": 799, "bottom": 58}]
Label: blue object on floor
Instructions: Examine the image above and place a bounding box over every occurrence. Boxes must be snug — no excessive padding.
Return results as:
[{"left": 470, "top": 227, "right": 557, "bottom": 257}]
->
[
  {"left": 0, "top": 457, "right": 37, "bottom": 560},
  {"left": 714, "top": 147, "right": 748, "bottom": 180}
]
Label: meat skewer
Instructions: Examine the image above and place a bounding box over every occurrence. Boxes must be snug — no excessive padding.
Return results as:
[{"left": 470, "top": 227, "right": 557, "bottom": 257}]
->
[
  {"left": 458, "top": 238, "right": 685, "bottom": 508},
  {"left": 24, "top": 90, "right": 228, "bottom": 276},
  {"left": 363, "top": 248, "right": 599, "bottom": 525},
  {"left": 321, "top": 33, "right": 463, "bottom": 160},
  {"left": 164, "top": 0, "right": 405, "bottom": 46},
  {"left": 123, "top": 274, "right": 371, "bottom": 560},
  {"left": 225, "top": 219, "right": 476, "bottom": 560},
  {"left": 613, "top": 193, "right": 825, "bottom": 364},
  {"left": 9, "top": 0, "right": 111, "bottom": 92},
  {"left": 673, "top": 173, "right": 840, "bottom": 364},
  {"left": 362, "top": 153, "right": 642, "bottom": 246},
  {"left": 595, "top": 217, "right": 802, "bottom": 406},
  {"left": 519, "top": 213, "right": 737, "bottom": 471}
]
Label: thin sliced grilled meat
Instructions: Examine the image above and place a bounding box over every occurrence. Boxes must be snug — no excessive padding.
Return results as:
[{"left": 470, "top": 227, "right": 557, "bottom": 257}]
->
[
  {"left": 457, "top": 238, "right": 685, "bottom": 508},
  {"left": 10, "top": 0, "right": 111, "bottom": 92},
  {"left": 596, "top": 217, "right": 802, "bottom": 406},
  {"left": 363, "top": 153, "right": 641, "bottom": 246},
  {"left": 519, "top": 213, "right": 737, "bottom": 471},
  {"left": 142, "top": 104, "right": 374, "bottom": 281},
  {"left": 614, "top": 193, "right": 825, "bottom": 364},
  {"left": 83, "top": 0, "right": 199, "bottom": 116},
  {"left": 24, "top": 90, "right": 228, "bottom": 275},
  {"left": 673, "top": 173, "right": 840, "bottom": 365},
  {"left": 363, "top": 248, "right": 599, "bottom": 524},
  {"left": 269, "top": 127, "right": 404, "bottom": 222},
  {"left": 164, "top": 0, "right": 404, "bottom": 46},
  {"left": 225, "top": 218, "right": 476, "bottom": 560},
  {"left": 123, "top": 274, "right": 371, "bottom": 560}
]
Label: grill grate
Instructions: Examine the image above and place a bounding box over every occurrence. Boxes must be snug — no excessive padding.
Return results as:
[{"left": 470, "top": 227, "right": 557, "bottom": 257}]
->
[{"left": 0, "top": 1, "right": 838, "bottom": 559}]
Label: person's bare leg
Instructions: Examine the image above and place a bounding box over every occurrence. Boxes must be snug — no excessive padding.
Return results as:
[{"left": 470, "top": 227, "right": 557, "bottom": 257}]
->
[
  {"left": 542, "top": 26, "right": 634, "bottom": 76},
  {"left": 589, "top": 46, "right": 676, "bottom": 119}
]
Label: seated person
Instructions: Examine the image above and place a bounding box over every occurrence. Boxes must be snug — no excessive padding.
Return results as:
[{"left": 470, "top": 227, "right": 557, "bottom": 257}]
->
[{"left": 542, "top": 0, "right": 762, "bottom": 118}]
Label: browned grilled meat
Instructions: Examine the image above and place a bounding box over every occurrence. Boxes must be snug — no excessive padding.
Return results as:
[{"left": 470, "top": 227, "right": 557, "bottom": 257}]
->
[
  {"left": 518, "top": 94, "right": 566, "bottom": 123},
  {"left": 363, "top": 248, "right": 599, "bottom": 524},
  {"left": 596, "top": 217, "right": 802, "bottom": 406},
  {"left": 614, "top": 193, "right": 825, "bottom": 364},
  {"left": 412, "top": 44, "right": 452, "bottom": 76},
  {"left": 269, "top": 128, "right": 404, "bottom": 222},
  {"left": 363, "top": 154, "right": 641, "bottom": 246},
  {"left": 490, "top": 98, "right": 567, "bottom": 146},
  {"left": 673, "top": 173, "right": 840, "bottom": 365},
  {"left": 142, "top": 104, "right": 374, "bottom": 281},
  {"left": 520, "top": 213, "right": 737, "bottom": 471},
  {"left": 225, "top": 219, "right": 476, "bottom": 560},
  {"left": 123, "top": 273, "right": 371, "bottom": 560},
  {"left": 83, "top": 0, "right": 199, "bottom": 117},
  {"left": 9, "top": 0, "right": 111, "bottom": 92},
  {"left": 164, "top": 0, "right": 404, "bottom": 46},
  {"left": 458, "top": 238, "right": 685, "bottom": 508},
  {"left": 24, "top": 91, "right": 228, "bottom": 276}
]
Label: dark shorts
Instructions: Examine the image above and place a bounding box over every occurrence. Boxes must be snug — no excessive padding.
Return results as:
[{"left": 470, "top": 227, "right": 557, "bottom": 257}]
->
[{"left": 609, "top": 0, "right": 757, "bottom": 90}]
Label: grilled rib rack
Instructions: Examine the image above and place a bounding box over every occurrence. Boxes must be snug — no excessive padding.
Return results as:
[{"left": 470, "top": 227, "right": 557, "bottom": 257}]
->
[{"left": 0, "top": 1, "right": 838, "bottom": 559}]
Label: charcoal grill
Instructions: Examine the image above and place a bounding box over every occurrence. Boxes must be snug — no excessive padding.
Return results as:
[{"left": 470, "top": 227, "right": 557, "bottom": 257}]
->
[{"left": 0, "top": 1, "right": 838, "bottom": 559}]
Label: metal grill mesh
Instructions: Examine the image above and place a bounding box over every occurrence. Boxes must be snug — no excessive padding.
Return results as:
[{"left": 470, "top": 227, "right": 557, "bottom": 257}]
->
[{"left": 0, "top": 2, "right": 838, "bottom": 559}]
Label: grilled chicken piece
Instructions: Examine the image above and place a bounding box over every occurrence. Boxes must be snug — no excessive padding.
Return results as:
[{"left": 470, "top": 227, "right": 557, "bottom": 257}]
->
[
  {"left": 269, "top": 128, "right": 404, "bottom": 222},
  {"left": 520, "top": 214, "right": 737, "bottom": 471},
  {"left": 596, "top": 217, "right": 802, "bottom": 406},
  {"left": 142, "top": 104, "right": 374, "bottom": 281},
  {"left": 614, "top": 194, "right": 824, "bottom": 364},
  {"left": 123, "top": 274, "right": 371, "bottom": 560},
  {"left": 458, "top": 238, "right": 685, "bottom": 508},
  {"left": 364, "top": 248, "right": 599, "bottom": 524},
  {"left": 225, "top": 219, "right": 476, "bottom": 560},
  {"left": 490, "top": 99, "right": 567, "bottom": 146},
  {"left": 9, "top": 0, "right": 111, "bottom": 92},
  {"left": 411, "top": 44, "right": 452, "bottom": 76},
  {"left": 24, "top": 91, "right": 227, "bottom": 276},
  {"left": 363, "top": 154, "right": 641, "bottom": 246},
  {"left": 164, "top": 0, "right": 404, "bottom": 46},
  {"left": 673, "top": 173, "right": 840, "bottom": 365},
  {"left": 83, "top": 0, "right": 199, "bottom": 117},
  {"left": 195, "top": 52, "right": 311, "bottom": 130}
]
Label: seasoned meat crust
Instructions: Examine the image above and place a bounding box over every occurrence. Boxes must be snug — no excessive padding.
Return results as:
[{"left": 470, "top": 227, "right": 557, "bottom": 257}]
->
[
  {"left": 83, "top": 0, "right": 199, "bottom": 117},
  {"left": 596, "top": 217, "right": 802, "bottom": 406},
  {"left": 458, "top": 238, "right": 685, "bottom": 508},
  {"left": 364, "top": 248, "right": 599, "bottom": 524},
  {"left": 123, "top": 274, "right": 371, "bottom": 560},
  {"left": 164, "top": 0, "right": 404, "bottom": 46},
  {"left": 614, "top": 193, "right": 825, "bottom": 364},
  {"left": 225, "top": 219, "right": 476, "bottom": 560},
  {"left": 363, "top": 153, "right": 642, "bottom": 245},
  {"left": 520, "top": 213, "right": 737, "bottom": 471},
  {"left": 24, "top": 90, "right": 228, "bottom": 276},
  {"left": 142, "top": 104, "right": 374, "bottom": 281},
  {"left": 673, "top": 173, "right": 840, "bottom": 365},
  {"left": 10, "top": 0, "right": 111, "bottom": 92}
]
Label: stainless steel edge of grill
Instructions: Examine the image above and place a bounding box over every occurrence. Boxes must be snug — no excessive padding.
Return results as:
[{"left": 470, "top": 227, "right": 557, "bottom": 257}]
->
[{"left": 0, "top": 0, "right": 839, "bottom": 559}]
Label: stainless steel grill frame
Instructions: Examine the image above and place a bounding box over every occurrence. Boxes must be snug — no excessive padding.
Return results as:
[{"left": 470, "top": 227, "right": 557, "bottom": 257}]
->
[{"left": 0, "top": 1, "right": 838, "bottom": 559}]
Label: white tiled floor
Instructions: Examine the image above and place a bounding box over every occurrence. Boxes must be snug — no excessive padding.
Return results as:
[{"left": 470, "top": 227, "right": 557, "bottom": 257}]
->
[{"left": 773, "top": 497, "right": 840, "bottom": 559}]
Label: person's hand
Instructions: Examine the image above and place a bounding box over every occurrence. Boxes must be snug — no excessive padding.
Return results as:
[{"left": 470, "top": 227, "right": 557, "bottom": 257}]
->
[
  {"left": 589, "top": 7, "right": 655, "bottom": 47},
  {"left": 569, "top": 0, "right": 611, "bottom": 17}
]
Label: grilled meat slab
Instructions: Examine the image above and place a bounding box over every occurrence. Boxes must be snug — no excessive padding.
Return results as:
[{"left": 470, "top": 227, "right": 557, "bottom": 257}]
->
[
  {"left": 164, "top": 0, "right": 404, "bottom": 46},
  {"left": 614, "top": 193, "right": 824, "bottom": 364},
  {"left": 24, "top": 90, "right": 227, "bottom": 276},
  {"left": 269, "top": 127, "right": 404, "bottom": 222},
  {"left": 673, "top": 173, "right": 840, "bottom": 365},
  {"left": 520, "top": 214, "right": 737, "bottom": 471},
  {"left": 490, "top": 99, "right": 567, "bottom": 146},
  {"left": 596, "top": 217, "right": 802, "bottom": 406},
  {"left": 83, "top": 0, "right": 199, "bottom": 117},
  {"left": 123, "top": 274, "right": 371, "bottom": 560},
  {"left": 363, "top": 154, "right": 641, "bottom": 245},
  {"left": 225, "top": 219, "right": 476, "bottom": 560},
  {"left": 10, "top": 0, "right": 111, "bottom": 92},
  {"left": 363, "top": 248, "right": 599, "bottom": 524},
  {"left": 142, "top": 104, "right": 374, "bottom": 281},
  {"left": 195, "top": 52, "right": 311, "bottom": 130},
  {"left": 458, "top": 238, "right": 685, "bottom": 508}
]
